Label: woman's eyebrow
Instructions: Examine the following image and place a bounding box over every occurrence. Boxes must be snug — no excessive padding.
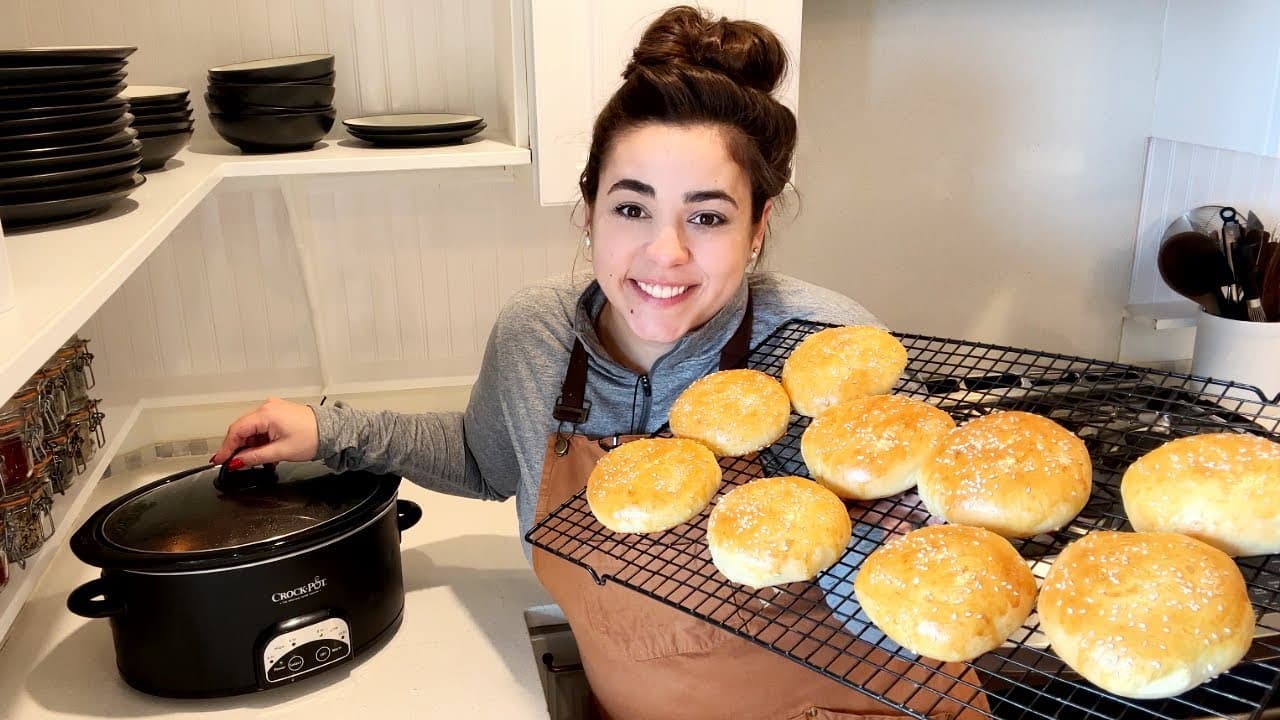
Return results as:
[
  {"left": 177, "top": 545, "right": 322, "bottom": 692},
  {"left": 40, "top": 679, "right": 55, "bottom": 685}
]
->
[
  {"left": 684, "top": 189, "right": 737, "bottom": 207},
  {"left": 607, "top": 178, "right": 655, "bottom": 196}
]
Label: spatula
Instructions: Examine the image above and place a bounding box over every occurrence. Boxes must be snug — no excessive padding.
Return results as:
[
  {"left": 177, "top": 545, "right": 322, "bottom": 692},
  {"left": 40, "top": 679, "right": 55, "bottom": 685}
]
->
[{"left": 1158, "top": 231, "right": 1236, "bottom": 317}]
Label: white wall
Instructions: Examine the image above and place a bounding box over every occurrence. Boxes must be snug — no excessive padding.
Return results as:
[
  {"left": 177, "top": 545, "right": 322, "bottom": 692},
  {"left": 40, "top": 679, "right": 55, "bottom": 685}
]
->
[
  {"left": 1151, "top": 0, "right": 1280, "bottom": 157},
  {"left": 783, "top": 0, "right": 1167, "bottom": 360}
]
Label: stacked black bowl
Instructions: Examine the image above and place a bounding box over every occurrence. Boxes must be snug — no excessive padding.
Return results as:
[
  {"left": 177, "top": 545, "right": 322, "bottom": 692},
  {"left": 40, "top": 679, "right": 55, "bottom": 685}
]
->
[
  {"left": 205, "top": 53, "right": 336, "bottom": 153},
  {"left": 121, "top": 86, "right": 193, "bottom": 171},
  {"left": 0, "top": 46, "right": 145, "bottom": 228}
]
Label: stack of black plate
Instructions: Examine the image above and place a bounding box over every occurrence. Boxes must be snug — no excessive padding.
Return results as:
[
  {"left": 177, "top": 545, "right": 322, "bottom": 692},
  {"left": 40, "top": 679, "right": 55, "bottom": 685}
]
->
[
  {"left": 205, "top": 53, "right": 336, "bottom": 153},
  {"left": 0, "top": 46, "right": 144, "bottom": 228},
  {"left": 342, "top": 113, "right": 485, "bottom": 147},
  {"left": 121, "top": 86, "right": 193, "bottom": 171}
]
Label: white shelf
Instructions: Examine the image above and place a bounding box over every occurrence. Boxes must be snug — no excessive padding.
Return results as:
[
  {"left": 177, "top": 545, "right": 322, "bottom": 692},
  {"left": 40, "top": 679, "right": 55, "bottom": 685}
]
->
[
  {"left": 0, "top": 402, "right": 140, "bottom": 643},
  {"left": 0, "top": 137, "right": 531, "bottom": 402},
  {"left": 1124, "top": 301, "right": 1201, "bottom": 330}
]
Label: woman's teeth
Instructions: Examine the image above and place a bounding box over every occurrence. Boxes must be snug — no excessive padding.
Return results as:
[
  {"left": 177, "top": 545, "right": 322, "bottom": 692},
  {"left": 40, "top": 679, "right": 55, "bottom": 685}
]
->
[{"left": 636, "top": 282, "right": 690, "bottom": 299}]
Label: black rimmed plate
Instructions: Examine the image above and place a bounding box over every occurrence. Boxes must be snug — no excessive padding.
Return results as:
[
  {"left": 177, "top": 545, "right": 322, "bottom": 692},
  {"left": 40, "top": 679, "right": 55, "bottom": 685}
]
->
[
  {"left": 347, "top": 122, "right": 485, "bottom": 147},
  {"left": 343, "top": 113, "right": 483, "bottom": 135},
  {"left": 0, "top": 138, "right": 141, "bottom": 175},
  {"left": 0, "top": 154, "right": 141, "bottom": 192},
  {"left": 0, "top": 46, "right": 136, "bottom": 66},
  {"left": 120, "top": 85, "right": 191, "bottom": 106},
  {"left": 0, "top": 172, "right": 144, "bottom": 228},
  {"left": 0, "top": 104, "right": 128, "bottom": 133},
  {"left": 0, "top": 128, "right": 136, "bottom": 164},
  {"left": 0, "top": 71, "right": 127, "bottom": 97},
  {"left": 0, "top": 114, "right": 133, "bottom": 150},
  {"left": 0, "top": 165, "right": 140, "bottom": 204},
  {"left": 0, "top": 82, "right": 128, "bottom": 109},
  {"left": 0, "top": 97, "right": 128, "bottom": 120},
  {"left": 0, "top": 60, "right": 127, "bottom": 84},
  {"left": 207, "top": 53, "right": 334, "bottom": 84}
]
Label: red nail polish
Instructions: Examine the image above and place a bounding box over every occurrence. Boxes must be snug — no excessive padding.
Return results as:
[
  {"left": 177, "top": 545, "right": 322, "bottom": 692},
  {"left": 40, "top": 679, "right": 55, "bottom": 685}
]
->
[{"left": 227, "top": 458, "right": 245, "bottom": 471}]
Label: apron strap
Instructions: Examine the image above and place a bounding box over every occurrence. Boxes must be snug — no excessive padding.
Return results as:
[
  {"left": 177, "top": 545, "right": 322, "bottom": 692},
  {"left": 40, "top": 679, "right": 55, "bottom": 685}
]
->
[
  {"left": 553, "top": 338, "right": 592, "bottom": 424},
  {"left": 717, "top": 292, "right": 753, "bottom": 371},
  {"left": 553, "top": 291, "right": 754, "bottom": 426}
]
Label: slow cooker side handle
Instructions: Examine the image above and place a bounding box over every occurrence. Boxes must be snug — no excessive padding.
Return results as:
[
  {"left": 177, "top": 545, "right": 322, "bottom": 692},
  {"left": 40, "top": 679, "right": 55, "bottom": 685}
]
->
[
  {"left": 397, "top": 499, "right": 423, "bottom": 536},
  {"left": 67, "top": 577, "right": 126, "bottom": 618}
]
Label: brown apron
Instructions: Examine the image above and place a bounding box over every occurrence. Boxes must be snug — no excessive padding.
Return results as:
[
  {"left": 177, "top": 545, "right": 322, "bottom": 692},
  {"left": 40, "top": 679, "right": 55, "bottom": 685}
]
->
[{"left": 530, "top": 299, "right": 989, "bottom": 720}]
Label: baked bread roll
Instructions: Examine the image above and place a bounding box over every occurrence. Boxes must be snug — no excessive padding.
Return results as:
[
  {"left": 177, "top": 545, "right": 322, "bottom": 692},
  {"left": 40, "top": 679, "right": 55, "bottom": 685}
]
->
[
  {"left": 917, "top": 410, "right": 1092, "bottom": 538},
  {"left": 801, "top": 394, "right": 956, "bottom": 500},
  {"left": 586, "top": 438, "right": 721, "bottom": 533},
  {"left": 854, "top": 524, "right": 1037, "bottom": 662},
  {"left": 669, "top": 369, "right": 790, "bottom": 456},
  {"left": 1121, "top": 432, "right": 1280, "bottom": 557},
  {"left": 1039, "top": 531, "right": 1254, "bottom": 699},
  {"left": 781, "top": 326, "right": 908, "bottom": 417},
  {"left": 707, "top": 476, "right": 851, "bottom": 589}
]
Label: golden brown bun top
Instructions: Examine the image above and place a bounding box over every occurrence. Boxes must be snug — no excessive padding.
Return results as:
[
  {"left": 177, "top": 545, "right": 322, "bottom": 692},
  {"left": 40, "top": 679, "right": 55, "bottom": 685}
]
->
[
  {"left": 803, "top": 394, "right": 957, "bottom": 480},
  {"left": 854, "top": 524, "right": 1038, "bottom": 660},
  {"left": 923, "top": 410, "right": 1092, "bottom": 531},
  {"left": 669, "top": 369, "right": 790, "bottom": 455},
  {"left": 1039, "top": 530, "right": 1255, "bottom": 694},
  {"left": 708, "top": 476, "right": 852, "bottom": 560},
  {"left": 586, "top": 437, "right": 721, "bottom": 527},
  {"left": 781, "top": 325, "right": 908, "bottom": 415},
  {"left": 1121, "top": 432, "right": 1280, "bottom": 556}
]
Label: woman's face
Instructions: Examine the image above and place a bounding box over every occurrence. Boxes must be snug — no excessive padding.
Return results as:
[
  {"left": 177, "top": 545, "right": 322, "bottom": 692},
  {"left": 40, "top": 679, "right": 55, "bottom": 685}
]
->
[{"left": 587, "top": 123, "right": 769, "bottom": 352}]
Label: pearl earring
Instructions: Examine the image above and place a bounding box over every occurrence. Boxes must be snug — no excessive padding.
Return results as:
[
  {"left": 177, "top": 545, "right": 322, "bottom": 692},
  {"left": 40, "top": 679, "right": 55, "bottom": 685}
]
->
[{"left": 583, "top": 231, "right": 592, "bottom": 249}]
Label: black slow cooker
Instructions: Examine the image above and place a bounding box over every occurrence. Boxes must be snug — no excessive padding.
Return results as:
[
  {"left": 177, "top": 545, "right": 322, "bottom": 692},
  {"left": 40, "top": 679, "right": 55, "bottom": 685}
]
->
[{"left": 67, "top": 457, "right": 422, "bottom": 698}]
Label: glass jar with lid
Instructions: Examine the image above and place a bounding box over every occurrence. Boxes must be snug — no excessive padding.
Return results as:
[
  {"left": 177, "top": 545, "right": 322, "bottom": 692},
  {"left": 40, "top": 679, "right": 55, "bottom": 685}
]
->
[
  {"left": 43, "top": 430, "right": 82, "bottom": 493},
  {"left": 55, "top": 336, "right": 94, "bottom": 410},
  {"left": 0, "top": 401, "right": 36, "bottom": 498},
  {"left": 67, "top": 404, "right": 100, "bottom": 466},
  {"left": 32, "top": 367, "right": 68, "bottom": 437},
  {"left": 1, "top": 483, "right": 55, "bottom": 567}
]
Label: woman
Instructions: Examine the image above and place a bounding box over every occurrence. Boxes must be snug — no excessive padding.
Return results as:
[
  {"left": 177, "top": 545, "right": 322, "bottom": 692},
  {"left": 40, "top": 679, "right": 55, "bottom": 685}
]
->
[{"left": 213, "top": 7, "right": 982, "bottom": 719}]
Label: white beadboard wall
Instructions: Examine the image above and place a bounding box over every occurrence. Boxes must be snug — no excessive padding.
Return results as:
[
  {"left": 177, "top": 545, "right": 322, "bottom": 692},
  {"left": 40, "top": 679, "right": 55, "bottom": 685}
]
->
[
  {"left": 82, "top": 168, "right": 578, "bottom": 403},
  {"left": 0, "top": 0, "right": 525, "bottom": 146},
  {"left": 294, "top": 168, "right": 576, "bottom": 389},
  {"left": 80, "top": 185, "right": 322, "bottom": 401},
  {"left": 1128, "top": 137, "right": 1280, "bottom": 307}
]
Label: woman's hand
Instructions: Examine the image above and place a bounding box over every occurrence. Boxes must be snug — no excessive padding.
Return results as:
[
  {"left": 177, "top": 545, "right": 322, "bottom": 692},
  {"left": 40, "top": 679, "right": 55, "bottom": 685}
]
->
[{"left": 211, "top": 397, "right": 320, "bottom": 469}]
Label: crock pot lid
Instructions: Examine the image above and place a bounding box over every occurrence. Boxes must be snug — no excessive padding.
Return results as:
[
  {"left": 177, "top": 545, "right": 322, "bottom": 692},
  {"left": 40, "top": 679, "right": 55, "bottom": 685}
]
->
[{"left": 101, "top": 462, "right": 380, "bottom": 553}]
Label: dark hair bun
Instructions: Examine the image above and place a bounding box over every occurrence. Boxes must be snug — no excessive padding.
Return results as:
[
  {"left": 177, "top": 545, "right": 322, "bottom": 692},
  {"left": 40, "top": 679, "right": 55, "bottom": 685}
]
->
[{"left": 624, "top": 5, "right": 787, "bottom": 94}]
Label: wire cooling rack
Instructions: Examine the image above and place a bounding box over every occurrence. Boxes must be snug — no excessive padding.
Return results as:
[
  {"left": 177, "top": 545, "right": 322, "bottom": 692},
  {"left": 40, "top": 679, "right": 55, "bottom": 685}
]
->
[{"left": 525, "top": 320, "right": 1280, "bottom": 720}]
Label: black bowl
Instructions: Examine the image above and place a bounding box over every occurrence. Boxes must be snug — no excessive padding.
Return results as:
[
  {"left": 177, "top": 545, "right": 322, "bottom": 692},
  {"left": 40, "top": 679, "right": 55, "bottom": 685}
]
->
[
  {"left": 205, "top": 83, "right": 335, "bottom": 110},
  {"left": 137, "top": 130, "right": 192, "bottom": 171},
  {"left": 207, "top": 54, "right": 334, "bottom": 84},
  {"left": 204, "top": 93, "right": 332, "bottom": 117},
  {"left": 209, "top": 110, "right": 335, "bottom": 153}
]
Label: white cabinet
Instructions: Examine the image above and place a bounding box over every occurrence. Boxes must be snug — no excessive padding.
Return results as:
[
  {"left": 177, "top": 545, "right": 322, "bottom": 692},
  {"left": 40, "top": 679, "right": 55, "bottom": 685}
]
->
[{"left": 528, "top": 0, "right": 804, "bottom": 206}]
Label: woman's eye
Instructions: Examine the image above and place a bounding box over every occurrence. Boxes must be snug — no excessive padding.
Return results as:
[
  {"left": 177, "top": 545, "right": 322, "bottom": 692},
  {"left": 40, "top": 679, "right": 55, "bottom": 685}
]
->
[
  {"left": 614, "top": 203, "right": 647, "bottom": 219},
  {"left": 690, "top": 212, "right": 726, "bottom": 227}
]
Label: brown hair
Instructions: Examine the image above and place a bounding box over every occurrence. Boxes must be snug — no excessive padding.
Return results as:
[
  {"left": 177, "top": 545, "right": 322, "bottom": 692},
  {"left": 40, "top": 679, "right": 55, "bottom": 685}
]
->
[{"left": 578, "top": 5, "right": 797, "bottom": 226}]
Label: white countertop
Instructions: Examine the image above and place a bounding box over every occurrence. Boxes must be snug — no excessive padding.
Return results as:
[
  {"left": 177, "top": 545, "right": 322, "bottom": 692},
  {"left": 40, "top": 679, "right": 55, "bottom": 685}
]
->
[{"left": 0, "top": 456, "right": 553, "bottom": 719}]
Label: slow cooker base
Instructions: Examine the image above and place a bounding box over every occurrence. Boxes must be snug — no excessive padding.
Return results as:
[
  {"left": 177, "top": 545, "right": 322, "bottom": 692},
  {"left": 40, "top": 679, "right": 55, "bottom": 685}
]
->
[{"left": 116, "top": 610, "right": 405, "bottom": 699}]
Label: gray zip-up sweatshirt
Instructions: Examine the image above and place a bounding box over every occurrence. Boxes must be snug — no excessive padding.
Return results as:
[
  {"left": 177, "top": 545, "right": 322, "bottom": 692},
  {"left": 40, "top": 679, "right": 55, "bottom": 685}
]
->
[{"left": 313, "top": 272, "right": 880, "bottom": 559}]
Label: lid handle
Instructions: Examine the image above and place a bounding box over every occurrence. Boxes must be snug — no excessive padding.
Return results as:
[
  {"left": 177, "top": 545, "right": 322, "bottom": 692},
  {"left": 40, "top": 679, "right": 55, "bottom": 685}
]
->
[{"left": 214, "top": 446, "right": 279, "bottom": 493}]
